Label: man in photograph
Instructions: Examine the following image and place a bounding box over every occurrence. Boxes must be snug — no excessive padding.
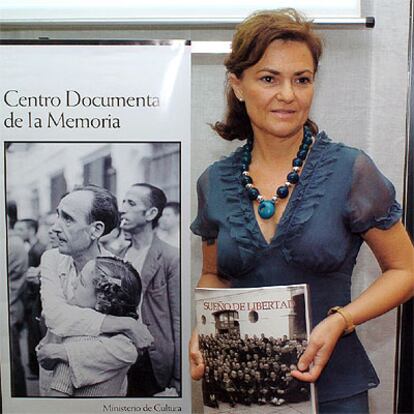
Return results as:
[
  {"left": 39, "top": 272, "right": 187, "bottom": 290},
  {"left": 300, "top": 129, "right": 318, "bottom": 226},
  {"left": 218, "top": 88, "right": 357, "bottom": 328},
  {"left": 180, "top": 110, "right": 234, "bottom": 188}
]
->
[
  {"left": 119, "top": 183, "right": 180, "bottom": 397},
  {"left": 38, "top": 184, "right": 152, "bottom": 395},
  {"left": 6, "top": 202, "right": 28, "bottom": 397},
  {"left": 157, "top": 201, "right": 180, "bottom": 248},
  {"left": 14, "top": 218, "right": 46, "bottom": 378},
  {"left": 14, "top": 219, "right": 46, "bottom": 268}
]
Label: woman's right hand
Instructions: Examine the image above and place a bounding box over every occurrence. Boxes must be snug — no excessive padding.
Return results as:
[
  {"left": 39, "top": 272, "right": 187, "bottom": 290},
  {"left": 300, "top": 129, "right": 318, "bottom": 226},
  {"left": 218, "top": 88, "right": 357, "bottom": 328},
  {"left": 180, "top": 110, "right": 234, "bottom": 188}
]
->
[
  {"left": 189, "top": 329, "right": 205, "bottom": 380},
  {"left": 122, "top": 319, "right": 153, "bottom": 349},
  {"left": 101, "top": 315, "right": 154, "bottom": 349}
]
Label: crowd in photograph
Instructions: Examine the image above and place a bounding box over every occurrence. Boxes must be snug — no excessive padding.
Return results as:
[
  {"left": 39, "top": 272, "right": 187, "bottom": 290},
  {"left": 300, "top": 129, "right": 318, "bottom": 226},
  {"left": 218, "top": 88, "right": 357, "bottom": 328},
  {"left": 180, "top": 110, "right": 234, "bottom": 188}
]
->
[
  {"left": 200, "top": 332, "right": 310, "bottom": 408},
  {"left": 6, "top": 183, "right": 181, "bottom": 397}
]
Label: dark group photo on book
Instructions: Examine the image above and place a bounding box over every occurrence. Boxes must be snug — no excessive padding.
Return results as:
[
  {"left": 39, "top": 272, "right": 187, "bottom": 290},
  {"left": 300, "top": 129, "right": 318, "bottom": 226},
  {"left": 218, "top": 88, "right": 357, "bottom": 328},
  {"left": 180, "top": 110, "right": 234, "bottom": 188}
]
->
[{"left": 195, "top": 285, "right": 316, "bottom": 414}]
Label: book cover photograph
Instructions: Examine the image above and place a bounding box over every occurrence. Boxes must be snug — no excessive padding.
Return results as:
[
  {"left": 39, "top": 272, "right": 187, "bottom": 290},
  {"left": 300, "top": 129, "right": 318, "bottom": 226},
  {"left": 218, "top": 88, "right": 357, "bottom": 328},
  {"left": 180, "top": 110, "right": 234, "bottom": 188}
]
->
[{"left": 195, "top": 285, "right": 316, "bottom": 414}]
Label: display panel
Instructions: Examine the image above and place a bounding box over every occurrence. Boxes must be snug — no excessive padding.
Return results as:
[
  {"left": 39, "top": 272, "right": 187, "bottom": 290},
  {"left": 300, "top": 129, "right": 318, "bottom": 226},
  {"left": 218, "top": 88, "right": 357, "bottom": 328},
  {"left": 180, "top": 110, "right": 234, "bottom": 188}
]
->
[{"left": 0, "top": 40, "right": 191, "bottom": 413}]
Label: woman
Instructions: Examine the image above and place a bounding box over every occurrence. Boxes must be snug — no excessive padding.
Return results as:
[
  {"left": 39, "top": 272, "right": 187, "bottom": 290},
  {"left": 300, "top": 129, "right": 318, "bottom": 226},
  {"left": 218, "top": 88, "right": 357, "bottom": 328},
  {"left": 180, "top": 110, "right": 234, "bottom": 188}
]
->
[
  {"left": 189, "top": 9, "right": 414, "bottom": 413},
  {"left": 37, "top": 256, "right": 146, "bottom": 396}
]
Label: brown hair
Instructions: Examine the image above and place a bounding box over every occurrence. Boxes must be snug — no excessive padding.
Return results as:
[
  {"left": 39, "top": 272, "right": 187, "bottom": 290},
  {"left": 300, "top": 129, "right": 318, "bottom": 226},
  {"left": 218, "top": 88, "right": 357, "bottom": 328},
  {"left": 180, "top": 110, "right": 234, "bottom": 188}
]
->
[{"left": 212, "top": 8, "right": 323, "bottom": 141}]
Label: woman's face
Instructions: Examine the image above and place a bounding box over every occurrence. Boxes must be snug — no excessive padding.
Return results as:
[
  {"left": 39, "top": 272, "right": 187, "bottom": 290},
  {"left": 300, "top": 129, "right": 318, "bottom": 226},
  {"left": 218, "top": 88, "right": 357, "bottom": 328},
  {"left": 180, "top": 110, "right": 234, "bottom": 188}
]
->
[{"left": 230, "top": 39, "right": 315, "bottom": 142}]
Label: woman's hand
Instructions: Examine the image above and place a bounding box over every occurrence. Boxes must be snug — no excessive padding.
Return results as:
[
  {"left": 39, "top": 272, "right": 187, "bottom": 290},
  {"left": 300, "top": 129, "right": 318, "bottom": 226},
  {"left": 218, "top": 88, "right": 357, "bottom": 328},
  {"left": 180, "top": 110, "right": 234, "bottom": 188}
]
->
[
  {"left": 123, "top": 319, "right": 154, "bottom": 349},
  {"left": 292, "top": 223, "right": 414, "bottom": 383},
  {"left": 291, "top": 313, "right": 345, "bottom": 382},
  {"left": 101, "top": 316, "right": 153, "bottom": 350},
  {"left": 36, "top": 343, "right": 68, "bottom": 370},
  {"left": 189, "top": 329, "right": 205, "bottom": 380}
]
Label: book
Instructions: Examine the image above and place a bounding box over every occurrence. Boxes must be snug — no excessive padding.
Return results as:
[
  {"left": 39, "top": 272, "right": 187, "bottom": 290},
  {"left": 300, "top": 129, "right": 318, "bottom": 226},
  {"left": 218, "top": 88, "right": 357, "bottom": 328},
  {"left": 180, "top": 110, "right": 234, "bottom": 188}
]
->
[{"left": 195, "top": 284, "right": 317, "bottom": 414}]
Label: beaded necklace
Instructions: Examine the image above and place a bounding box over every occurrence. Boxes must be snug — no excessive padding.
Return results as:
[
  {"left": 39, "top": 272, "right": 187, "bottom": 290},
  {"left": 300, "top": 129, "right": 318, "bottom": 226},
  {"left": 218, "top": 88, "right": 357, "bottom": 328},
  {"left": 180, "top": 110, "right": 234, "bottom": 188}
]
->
[{"left": 240, "top": 126, "right": 314, "bottom": 220}]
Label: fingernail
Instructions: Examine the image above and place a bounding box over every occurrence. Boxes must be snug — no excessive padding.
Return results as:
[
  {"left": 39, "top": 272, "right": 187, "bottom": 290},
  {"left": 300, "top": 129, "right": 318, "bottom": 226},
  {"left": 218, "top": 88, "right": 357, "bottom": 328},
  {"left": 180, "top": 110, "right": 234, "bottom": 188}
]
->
[{"left": 298, "top": 362, "right": 305, "bottom": 371}]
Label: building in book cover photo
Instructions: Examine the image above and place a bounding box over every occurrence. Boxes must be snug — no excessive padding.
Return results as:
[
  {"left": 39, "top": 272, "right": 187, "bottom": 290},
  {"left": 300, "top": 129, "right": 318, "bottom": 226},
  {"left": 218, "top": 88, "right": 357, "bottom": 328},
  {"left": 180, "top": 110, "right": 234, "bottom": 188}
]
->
[
  {"left": 195, "top": 285, "right": 316, "bottom": 414},
  {"left": 4, "top": 141, "right": 181, "bottom": 399}
]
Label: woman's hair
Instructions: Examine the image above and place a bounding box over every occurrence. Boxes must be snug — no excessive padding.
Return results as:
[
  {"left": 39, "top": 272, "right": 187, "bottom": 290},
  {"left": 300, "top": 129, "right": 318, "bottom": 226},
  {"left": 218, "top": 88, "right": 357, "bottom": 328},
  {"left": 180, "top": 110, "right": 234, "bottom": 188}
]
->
[
  {"left": 213, "top": 8, "right": 323, "bottom": 141},
  {"left": 93, "top": 256, "right": 142, "bottom": 319}
]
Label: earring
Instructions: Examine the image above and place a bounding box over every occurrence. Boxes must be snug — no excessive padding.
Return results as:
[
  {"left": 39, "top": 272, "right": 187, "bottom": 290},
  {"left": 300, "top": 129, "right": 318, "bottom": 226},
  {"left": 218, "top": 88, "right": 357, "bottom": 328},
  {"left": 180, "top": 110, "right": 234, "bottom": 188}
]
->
[{"left": 234, "top": 90, "right": 243, "bottom": 102}]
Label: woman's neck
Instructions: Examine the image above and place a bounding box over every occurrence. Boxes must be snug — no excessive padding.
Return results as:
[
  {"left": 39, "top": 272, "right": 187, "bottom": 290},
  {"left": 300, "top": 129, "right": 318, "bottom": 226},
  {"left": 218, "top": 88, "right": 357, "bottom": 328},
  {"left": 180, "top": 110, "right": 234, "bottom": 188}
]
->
[{"left": 250, "top": 130, "right": 303, "bottom": 168}]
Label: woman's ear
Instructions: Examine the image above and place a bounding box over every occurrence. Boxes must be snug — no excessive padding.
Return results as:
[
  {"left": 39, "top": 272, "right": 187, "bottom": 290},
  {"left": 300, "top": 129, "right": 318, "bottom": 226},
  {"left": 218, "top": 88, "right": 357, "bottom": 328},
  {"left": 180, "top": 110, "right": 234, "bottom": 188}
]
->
[
  {"left": 229, "top": 73, "right": 244, "bottom": 102},
  {"left": 90, "top": 221, "right": 105, "bottom": 240}
]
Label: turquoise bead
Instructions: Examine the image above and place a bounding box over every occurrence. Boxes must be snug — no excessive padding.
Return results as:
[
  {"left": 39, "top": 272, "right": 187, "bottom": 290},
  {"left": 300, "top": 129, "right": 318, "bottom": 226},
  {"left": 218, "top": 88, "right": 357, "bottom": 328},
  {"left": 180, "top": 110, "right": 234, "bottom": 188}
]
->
[{"left": 258, "top": 200, "right": 275, "bottom": 219}]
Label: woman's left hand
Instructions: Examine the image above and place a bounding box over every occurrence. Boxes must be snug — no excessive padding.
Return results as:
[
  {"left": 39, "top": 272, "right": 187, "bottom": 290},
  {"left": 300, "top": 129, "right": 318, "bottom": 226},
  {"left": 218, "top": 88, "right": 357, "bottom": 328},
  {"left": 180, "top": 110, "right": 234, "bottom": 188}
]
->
[
  {"left": 291, "top": 313, "right": 345, "bottom": 382},
  {"left": 36, "top": 343, "right": 68, "bottom": 370}
]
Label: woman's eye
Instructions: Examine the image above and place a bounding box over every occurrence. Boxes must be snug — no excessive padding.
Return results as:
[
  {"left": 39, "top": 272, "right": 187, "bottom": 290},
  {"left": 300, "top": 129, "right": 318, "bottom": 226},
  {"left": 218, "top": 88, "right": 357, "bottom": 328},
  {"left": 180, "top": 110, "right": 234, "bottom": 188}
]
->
[
  {"left": 261, "top": 75, "right": 274, "bottom": 84},
  {"left": 296, "top": 77, "right": 312, "bottom": 85}
]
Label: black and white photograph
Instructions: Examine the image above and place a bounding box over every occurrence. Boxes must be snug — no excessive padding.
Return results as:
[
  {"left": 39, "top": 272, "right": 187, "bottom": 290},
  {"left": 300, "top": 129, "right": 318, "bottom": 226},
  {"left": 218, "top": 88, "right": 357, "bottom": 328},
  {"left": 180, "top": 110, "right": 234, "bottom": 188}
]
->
[
  {"left": 195, "top": 286, "right": 316, "bottom": 414},
  {"left": 5, "top": 141, "right": 181, "bottom": 399}
]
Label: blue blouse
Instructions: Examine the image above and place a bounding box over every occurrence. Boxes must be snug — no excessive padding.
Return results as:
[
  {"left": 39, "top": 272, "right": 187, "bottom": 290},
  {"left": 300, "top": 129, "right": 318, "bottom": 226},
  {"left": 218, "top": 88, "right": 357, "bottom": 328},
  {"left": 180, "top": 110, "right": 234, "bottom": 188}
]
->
[{"left": 191, "top": 132, "right": 402, "bottom": 402}]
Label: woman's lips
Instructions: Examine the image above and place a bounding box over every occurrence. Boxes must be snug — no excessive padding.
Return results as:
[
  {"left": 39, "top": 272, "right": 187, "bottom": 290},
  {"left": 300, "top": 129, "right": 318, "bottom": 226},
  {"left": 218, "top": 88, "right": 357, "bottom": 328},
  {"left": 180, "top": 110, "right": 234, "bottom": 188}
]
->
[{"left": 271, "top": 109, "right": 296, "bottom": 119}]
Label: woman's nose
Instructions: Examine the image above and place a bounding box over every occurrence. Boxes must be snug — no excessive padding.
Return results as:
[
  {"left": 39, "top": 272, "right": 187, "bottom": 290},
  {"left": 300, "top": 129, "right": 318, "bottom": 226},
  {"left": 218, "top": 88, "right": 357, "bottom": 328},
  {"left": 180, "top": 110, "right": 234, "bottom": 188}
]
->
[{"left": 276, "top": 81, "right": 295, "bottom": 102}]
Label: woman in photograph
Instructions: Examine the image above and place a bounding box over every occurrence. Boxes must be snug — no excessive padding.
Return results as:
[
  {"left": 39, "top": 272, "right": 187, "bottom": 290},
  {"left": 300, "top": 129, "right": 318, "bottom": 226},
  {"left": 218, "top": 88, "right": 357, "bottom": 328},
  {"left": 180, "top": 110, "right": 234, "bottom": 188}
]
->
[
  {"left": 189, "top": 9, "right": 414, "bottom": 413},
  {"left": 37, "top": 256, "right": 145, "bottom": 397}
]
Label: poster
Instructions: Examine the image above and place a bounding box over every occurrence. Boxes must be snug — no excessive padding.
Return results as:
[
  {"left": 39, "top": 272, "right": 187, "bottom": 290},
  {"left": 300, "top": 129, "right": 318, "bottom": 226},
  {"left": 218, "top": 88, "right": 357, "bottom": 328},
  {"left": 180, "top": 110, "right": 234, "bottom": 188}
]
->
[
  {"left": 195, "top": 285, "right": 316, "bottom": 414},
  {"left": 0, "top": 40, "right": 191, "bottom": 413}
]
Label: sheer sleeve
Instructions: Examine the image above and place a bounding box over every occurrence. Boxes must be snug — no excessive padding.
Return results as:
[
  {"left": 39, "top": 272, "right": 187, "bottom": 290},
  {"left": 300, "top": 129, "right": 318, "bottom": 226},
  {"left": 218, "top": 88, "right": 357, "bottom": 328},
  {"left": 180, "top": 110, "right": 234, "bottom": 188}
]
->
[
  {"left": 190, "top": 167, "right": 219, "bottom": 241},
  {"left": 346, "top": 150, "right": 402, "bottom": 233}
]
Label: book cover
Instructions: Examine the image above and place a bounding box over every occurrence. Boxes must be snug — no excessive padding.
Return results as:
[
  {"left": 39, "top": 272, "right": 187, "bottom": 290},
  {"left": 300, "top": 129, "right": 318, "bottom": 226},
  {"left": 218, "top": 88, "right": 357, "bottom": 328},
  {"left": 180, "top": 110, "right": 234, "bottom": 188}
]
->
[{"left": 195, "top": 284, "right": 317, "bottom": 414}]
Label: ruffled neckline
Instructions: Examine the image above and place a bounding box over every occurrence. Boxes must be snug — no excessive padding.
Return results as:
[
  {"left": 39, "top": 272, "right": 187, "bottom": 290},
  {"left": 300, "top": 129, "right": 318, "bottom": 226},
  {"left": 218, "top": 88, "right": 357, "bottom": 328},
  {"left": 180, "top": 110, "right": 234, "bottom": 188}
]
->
[{"left": 216, "top": 131, "right": 342, "bottom": 265}]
